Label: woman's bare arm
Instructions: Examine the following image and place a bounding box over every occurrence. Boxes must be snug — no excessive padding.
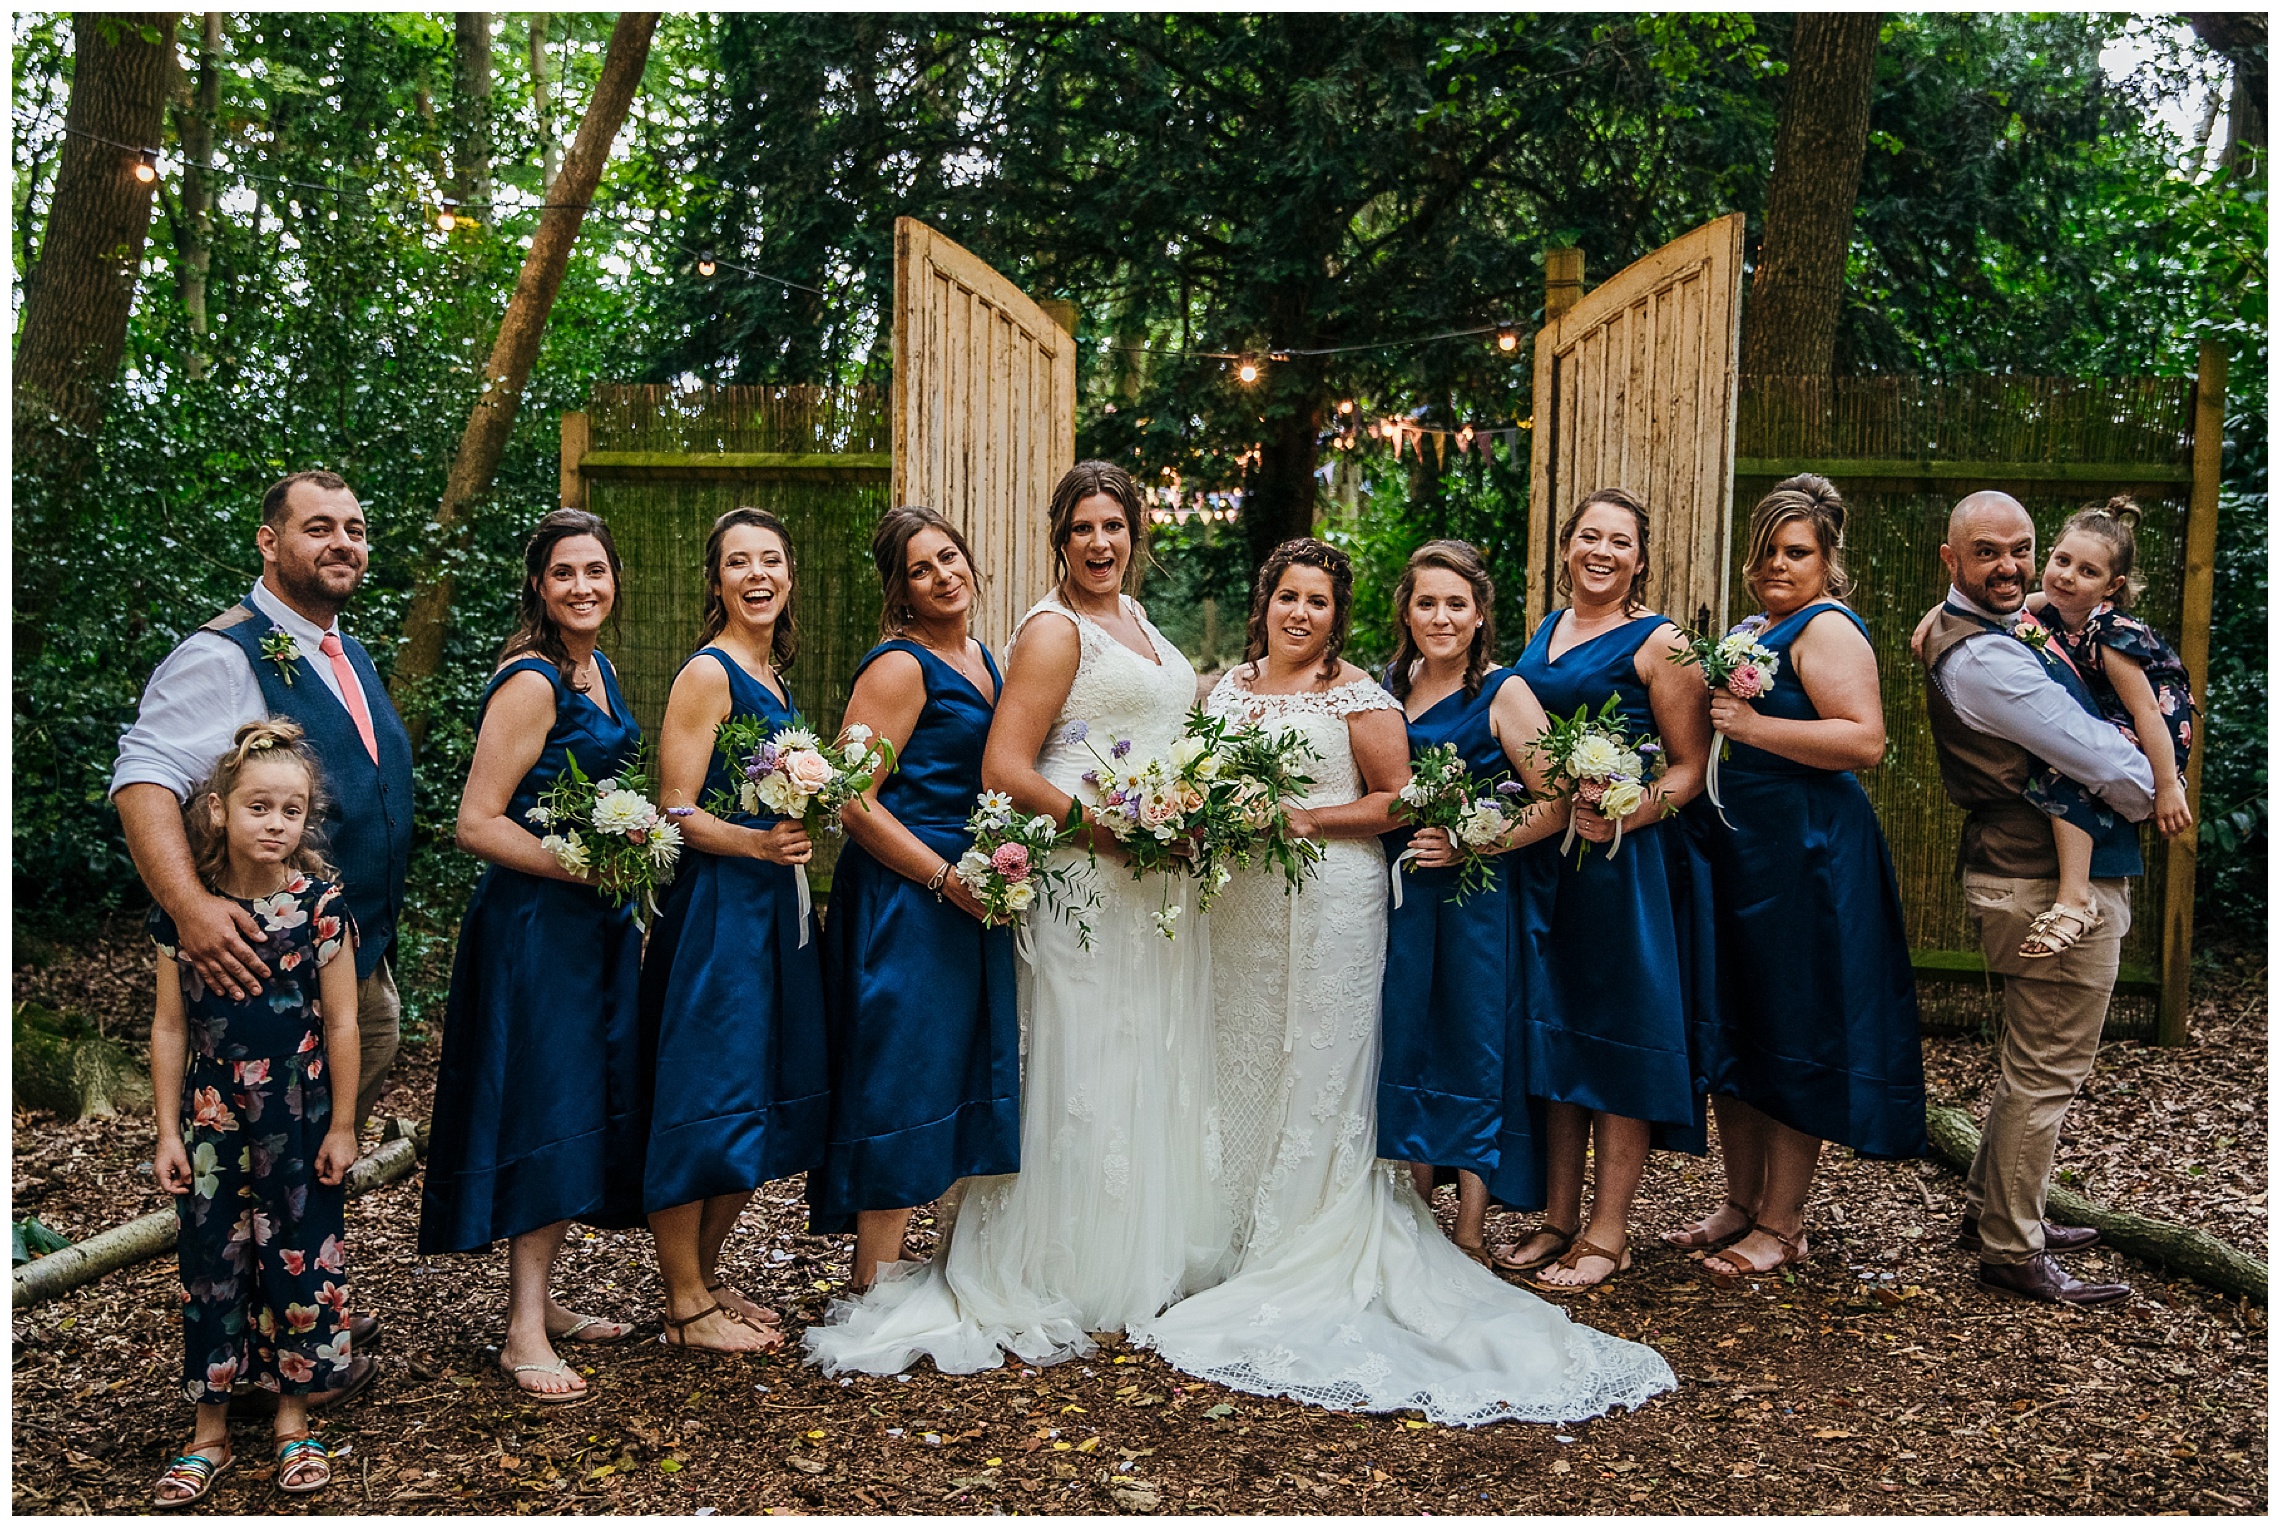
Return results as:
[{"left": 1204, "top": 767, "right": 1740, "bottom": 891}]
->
[
  {"left": 983, "top": 613, "right": 1127, "bottom": 860},
  {"left": 455, "top": 669, "right": 592, "bottom": 882}
]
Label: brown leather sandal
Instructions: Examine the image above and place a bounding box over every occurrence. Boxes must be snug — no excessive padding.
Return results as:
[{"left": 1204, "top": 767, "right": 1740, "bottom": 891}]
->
[
  {"left": 660, "top": 1301, "right": 782, "bottom": 1354},
  {"left": 1661, "top": 1198, "right": 1755, "bottom": 1251},
  {"left": 706, "top": 1279, "right": 783, "bottom": 1326},
  {"left": 1489, "top": 1223, "right": 1579, "bottom": 1273},
  {"left": 1700, "top": 1223, "right": 1809, "bottom": 1286},
  {"left": 1526, "top": 1234, "right": 1633, "bottom": 1291},
  {"left": 1451, "top": 1240, "right": 1496, "bottom": 1269}
]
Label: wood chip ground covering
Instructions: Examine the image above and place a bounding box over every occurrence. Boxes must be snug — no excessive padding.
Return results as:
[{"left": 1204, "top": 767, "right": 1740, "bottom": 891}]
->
[{"left": 11, "top": 930, "right": 2267, "bottom": 1515}]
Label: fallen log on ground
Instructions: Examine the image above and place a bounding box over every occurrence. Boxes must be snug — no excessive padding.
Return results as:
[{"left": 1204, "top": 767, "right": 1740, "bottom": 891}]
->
[
  {"left": 1925, "top": 1104, "right": 2266, "bottom": 1304},
  {"left": 11, "top": 1118, "right": 429, "bottom": 1311}
]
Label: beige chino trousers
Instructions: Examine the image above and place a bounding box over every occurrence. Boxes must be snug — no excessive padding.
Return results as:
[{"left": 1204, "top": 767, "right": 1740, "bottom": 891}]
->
[{"left": 1958, "top": 873, "right": 2131, "bottom": 1265}]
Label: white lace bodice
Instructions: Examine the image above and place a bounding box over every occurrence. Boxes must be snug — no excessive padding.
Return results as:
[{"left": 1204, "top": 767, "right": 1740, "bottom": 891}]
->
[
  {"left": 1020, "top": 593, "right": 1200, "bottom": 796},
  {"left": 1205, "top": 665, "right": 1399, "bottom": 809}
]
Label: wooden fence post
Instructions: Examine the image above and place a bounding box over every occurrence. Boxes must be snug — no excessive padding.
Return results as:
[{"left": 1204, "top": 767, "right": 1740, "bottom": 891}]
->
[
  {"left": 2159, "top": 339, "right": 2225, "bottom": 1046},
  {"left": 560, "top": 409, "right": 588, "bottom": 509},
  {"left": 1544, "top": 247, "right": 1585, "bottom": 321}
]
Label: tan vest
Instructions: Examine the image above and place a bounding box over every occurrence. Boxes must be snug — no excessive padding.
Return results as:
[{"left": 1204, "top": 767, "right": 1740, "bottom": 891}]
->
[{"left": 1919, "top": 605, "right": 2059, "bottom": 879}]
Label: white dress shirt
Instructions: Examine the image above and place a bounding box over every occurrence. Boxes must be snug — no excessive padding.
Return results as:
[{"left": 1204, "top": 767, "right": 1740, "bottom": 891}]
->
[
  {"left": 1931, "top": 584, "right": 2155, "bottom": 822},
  {"left": 110, "top": 580, "right": 355, "bottom": 802}
]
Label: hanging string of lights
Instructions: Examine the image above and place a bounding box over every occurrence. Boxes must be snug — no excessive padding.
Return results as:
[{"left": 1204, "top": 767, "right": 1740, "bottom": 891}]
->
[{"left": 49, "top": 121, "right": 824, "bottom": 295}]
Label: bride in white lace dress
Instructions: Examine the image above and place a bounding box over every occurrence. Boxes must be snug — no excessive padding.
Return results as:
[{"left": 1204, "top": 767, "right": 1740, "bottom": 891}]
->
[
  {"left": 805, "top": 463, "right": 1226, "bottom": 1376},
  {"left": 1130, "top": 540, "right": 1677, "bottom": 1425}
]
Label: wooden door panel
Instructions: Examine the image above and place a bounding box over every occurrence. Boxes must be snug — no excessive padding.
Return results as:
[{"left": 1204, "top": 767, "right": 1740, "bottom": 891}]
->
[
  {"left": 892, "top": 217, "right": 1076, "bottom": 653},
  {"left": 1528, "top": 212, "right": 1744, "bottom": 635}
]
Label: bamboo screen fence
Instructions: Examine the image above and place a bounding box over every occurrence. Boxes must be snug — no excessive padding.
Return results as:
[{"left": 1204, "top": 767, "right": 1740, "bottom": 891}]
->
[
  {"left": 569, "top": 384, "right": 893, "bottom": 888},
  {"left": 1730, "top": 372, "right": 2201, "bottom": 1039}
]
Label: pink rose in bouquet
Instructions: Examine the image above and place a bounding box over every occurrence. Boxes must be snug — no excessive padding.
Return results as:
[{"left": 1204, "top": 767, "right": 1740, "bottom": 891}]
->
[
  {"left": 991, "top": 842, "right": 1032, "bottom": 881},
  {"left": 784, "top": 748, "right": 836, "bottom": 794}
]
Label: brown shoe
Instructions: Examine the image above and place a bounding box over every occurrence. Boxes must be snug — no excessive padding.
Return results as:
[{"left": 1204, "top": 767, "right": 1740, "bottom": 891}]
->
[
  {"left": 1956, "top": 1214, "right": 2100, "bottom": 1254},
  {"left": 1977, "top": 1252, "right": 2130, "bottom": 1307}
]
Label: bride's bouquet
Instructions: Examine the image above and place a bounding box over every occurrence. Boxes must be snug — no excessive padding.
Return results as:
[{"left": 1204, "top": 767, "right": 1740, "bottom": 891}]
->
[
  {"left": 1540, "top": 697, "right": 1670, "bottom": 864},
  {"left": 526, "top": 750, "right": 680, "bottom": 924},
  {"left": 1070, "top": 719, "right": 1221, "bottom": 938},
  {"left": 708, "top": 716, "right": 898, "bottom": 834},
  {"left": 1671, "top": 615, "right": 1780, "bottom": 822},
  {"left": 955, "top": 790, "right": 1098, "bottom": 947},
  {"left": 1210, "top": 717, "right": 1325, "bottom": 896},
  {"left": 1391, "top": 743, "right": 1531, "bottom": 904}
]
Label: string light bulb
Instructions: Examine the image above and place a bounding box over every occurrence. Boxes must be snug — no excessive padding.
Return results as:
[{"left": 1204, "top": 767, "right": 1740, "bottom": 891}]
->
[
  {"left": 697, "top": 249, "right": 716, "bottom": 276},
  {"left": 1236, "top": 357, "right": 1260, "bottom": 385},
  {"left": 133, "top": 148, "right": 159, "bottom": 184},
  {"left": 1496, "top": 325, "right": 1518, "bottom": 352},
  {"left": 1338, "top": 399, "right": 1354, "bottom": 415},
  {"left": 436, "top": 198, "right": 459, "bottom": 233}
]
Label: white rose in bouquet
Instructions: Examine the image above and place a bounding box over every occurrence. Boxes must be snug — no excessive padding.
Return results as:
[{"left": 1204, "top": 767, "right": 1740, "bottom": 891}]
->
[
  {"left": 957, "top": 848, "right": 993, "bottom": 884},
  {"left": 1597, "top": 778, "right": 1646, "bottom": 821},
  {"left": 1004, "top": 881, "right": 1036, "bottom": 912},
  {"left": 756, "top": 771, "right": 804, "bottom": 817}
]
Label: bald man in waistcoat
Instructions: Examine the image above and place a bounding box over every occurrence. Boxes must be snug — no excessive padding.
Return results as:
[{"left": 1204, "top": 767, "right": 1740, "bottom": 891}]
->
[{"left": 1916, "top": 491, "right": 2153, "bottom": 1307}]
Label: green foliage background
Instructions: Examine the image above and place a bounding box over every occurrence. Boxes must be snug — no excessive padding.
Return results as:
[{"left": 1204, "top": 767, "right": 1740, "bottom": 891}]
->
[{"left": 11, "top": 12, "right": 2265, "bottom": 1022}]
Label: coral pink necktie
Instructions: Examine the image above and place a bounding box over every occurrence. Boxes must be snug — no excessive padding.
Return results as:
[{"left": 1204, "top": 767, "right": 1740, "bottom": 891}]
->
[{"left": 319, "top": 631, "right": 380, "bottom": 764}]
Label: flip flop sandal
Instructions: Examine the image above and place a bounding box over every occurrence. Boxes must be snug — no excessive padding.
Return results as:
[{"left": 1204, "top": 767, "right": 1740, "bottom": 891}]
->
[
  {"left": 659, "top": 1302, "right": 784, "bottom": 1354},
  {"left": 274, "top": 1435, "right": 332, "bottom": 1495},
  {"left": 553, "top": 1312, "right": 637, "bottom": 1345},
  {"left": 1660, "top": 1198, "right": 1755, "bottom": 1252},
  {"left": 706, "top": 1280, "right": 783, "bottom": 1326},
  {"left": 1526, "top": 1235, "right": 1633, "bottom": 1292},
  {"left": 1489, "top": 1224, "right": 1579, "bottom": 1273},
  {"left": 499, "top": 1357, "right": 592, "bottom": 1405},
  {"left": 1700, "top": 1223, "right": 1810, "bottom": 1287},
  {"left": 150, "top": 1445, "right": 233, "bottom": 1509}
]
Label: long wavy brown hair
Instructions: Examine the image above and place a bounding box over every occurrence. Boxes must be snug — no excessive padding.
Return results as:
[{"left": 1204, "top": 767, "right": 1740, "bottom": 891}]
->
[
  {"left": 499, "top": 509, "right": 623, "bottom": 693},
  {"left": 1385, "top": 539, "right": 1497, "bottom": 702},
  {"left": 696, "top": 507, "right": 798, "bottom": 671},
  {"left": 1240, "top": 537, "right": 1353, "bottom": 684},
  {"left": 1552, "top": 487, "right": 1653, "bottom": 612},
  {"left": 872, "top": 504, "right": 981, "bottom": 639},
  {"left": 186, "top": 720, "right": 335, "bottom": 894}
]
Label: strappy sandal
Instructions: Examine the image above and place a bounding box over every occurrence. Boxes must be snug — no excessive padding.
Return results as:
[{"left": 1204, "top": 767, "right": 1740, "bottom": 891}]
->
[
  {"left": 1700, "top": 1222, "right": 1809, "bottom": 1286},
  {"left": 150, "top": 1441, "right": 233, "bottom": 1509},
  {"left": 552, "top": 1312, "right": 635, "bottom": 1345},
  {"left": 1452, "top": 1240, "right": 1496, "bottom": 1269},
  {"left": 659, "top": 1301, "right": 783, "bottom": 1354},
  {"left": 1489, "top": 1223, "right": 1578, "bottom": 1273},
  {"left": 1661, "top": 1198, "right": 1755, "bottom": 1252},
  {"left": 2020, "top": 901, "right": 2102, "bottom": 960},
  {"left": 274, "top": 1433, "right": 332, "bottom": 1495},
  {"left": 1526, "top": 1234, "right": 1633, "bottom": 1292},
  {"left": 498, "top": 1356, "right": 591, "bottom": 1405},
  {"left": 706, "top": 1279, "right": 782, "bottom": 1327}
]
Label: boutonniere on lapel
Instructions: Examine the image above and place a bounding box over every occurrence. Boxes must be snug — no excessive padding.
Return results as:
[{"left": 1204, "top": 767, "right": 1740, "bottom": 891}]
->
[
  {"left": 2011, "top": 610, "right": 2052, "bottom": 652},
  {"left": 259, "top": 627, "right": 300, "bottom": 685}
]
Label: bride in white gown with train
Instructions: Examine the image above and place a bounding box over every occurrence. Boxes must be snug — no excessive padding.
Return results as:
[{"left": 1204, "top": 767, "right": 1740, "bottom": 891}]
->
[
  {"left": 1128, "top": 539, "right": 1675, "bottom": 1425},
  {"left": 804, "top": 465, "right": 1228, "bottom": 1376}
]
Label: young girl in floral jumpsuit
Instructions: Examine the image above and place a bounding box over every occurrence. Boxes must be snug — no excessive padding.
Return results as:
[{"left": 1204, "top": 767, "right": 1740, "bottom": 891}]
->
[{"left": 147, "top": 720, "right": 362, "bottom": 1506}]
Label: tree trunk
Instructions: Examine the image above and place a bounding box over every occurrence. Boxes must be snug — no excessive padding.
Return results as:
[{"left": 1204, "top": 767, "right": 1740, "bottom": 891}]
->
[
  {"left": 1243, "top": 360, "right": 1326, "bottom": 571},
  {"left": 173, "top": 11, "right": 221, "bottom": 373},
  {"left": 529, "top": 13, "right": 559, "bottom": 193},
  {"left": 388, "top": 12, "right": 660, "bottom": 741},
  {"left": 450, "top": 12, "right": 494, "bottom": 213},
  {"left": 2185, "top": 13, "right": 2266, "bottom": 188},
  {"left": 1740, "top": 13, "right": 1882, "bottom": 379},
  {"left": 1924, "top": 1105, "right": 2266, "bottom": 1304},
  {"left": 14, "top": 12, "right": 179, "bottom": 658}
]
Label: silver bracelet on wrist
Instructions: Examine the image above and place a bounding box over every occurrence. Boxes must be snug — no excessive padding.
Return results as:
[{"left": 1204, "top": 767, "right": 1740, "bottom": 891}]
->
[{"left": 925, "top": 861, "right": 952, "bottom": 901}]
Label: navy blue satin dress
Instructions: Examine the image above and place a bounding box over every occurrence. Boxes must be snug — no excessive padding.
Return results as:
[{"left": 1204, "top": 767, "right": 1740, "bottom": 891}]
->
[
  {"left": 811, "top": 640, "right": 1021, "bottom": 1233},
  {"left": 1513, "top": 612, "right": 1714, "bottom": 1152},
  {"left": 420, "top": 656, "right": 648, "bottom": 1254},
  {"left": 1700, "top": 604, "right": 1927, "bottom": 1157},
  {"left": 637, "top": 649, "right": 830, "bottom": 1211},
  {"left": 1376, "top": 667, "right": 1545, "bottom": 1209}
]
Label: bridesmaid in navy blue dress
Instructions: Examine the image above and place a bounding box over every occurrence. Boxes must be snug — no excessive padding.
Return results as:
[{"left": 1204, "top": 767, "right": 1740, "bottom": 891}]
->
[
  {"left": 1668, "top": 476, "right": 1925, "bottom": 1284},
  {"left": 1508, "top": 488, "right": 1715, "bottom": 1292},
  {"left": 422, "top": 510, "right": 643, "bottom": 1402},
  {"left": 1375, "top": 540, "right": 1565, "bottom": 1265},
  {"left": 639, "top": 507, "right": 829, "bottom": 1353},
  {"left": 815, "top": 505, "right": 1020, "bottom": 1292}
]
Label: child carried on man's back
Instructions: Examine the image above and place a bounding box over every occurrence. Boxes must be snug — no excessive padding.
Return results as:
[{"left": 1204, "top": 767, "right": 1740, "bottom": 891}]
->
[
  {"left": 147, "top": 720, "right": 364, "bottom": 1507},
  {"left": 2018, "top": 498, "right": 2197, "bottom": 959}
]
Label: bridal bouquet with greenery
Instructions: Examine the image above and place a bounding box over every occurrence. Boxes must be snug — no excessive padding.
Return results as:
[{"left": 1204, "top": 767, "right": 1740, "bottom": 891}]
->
[{"left": 1540, "top": 696, "right": 1671, "bottom": 865}]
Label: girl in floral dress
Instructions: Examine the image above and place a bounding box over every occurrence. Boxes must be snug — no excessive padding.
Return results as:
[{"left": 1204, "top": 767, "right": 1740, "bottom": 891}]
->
[
  {"left": 2017, "top": 498, "right": 2198, "bottom": 958},
  {"left": 147, "top": 721, "right": 363, "bottom": 1506}
]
